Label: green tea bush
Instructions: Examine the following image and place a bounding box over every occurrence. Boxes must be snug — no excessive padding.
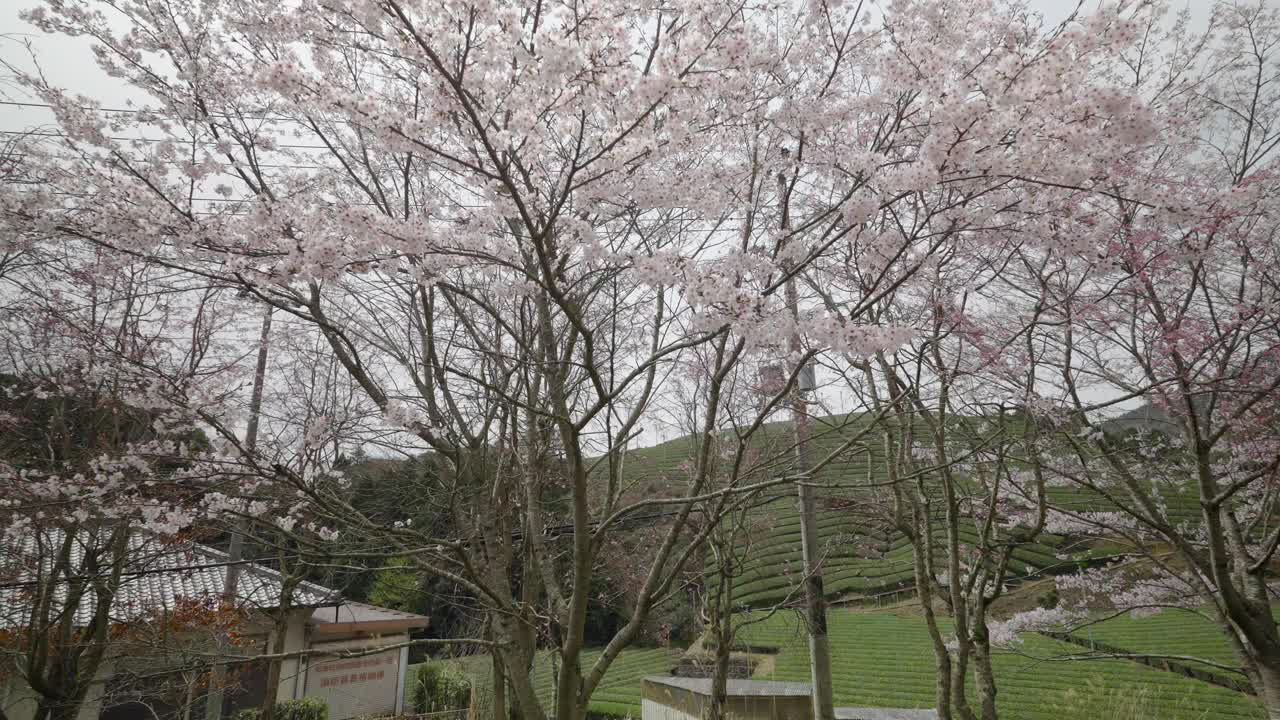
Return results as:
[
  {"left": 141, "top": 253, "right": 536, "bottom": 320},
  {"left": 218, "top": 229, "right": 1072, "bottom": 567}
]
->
[
  {"left": 233, "top": 698, "right": 327, "bottom": 720},
  {"left": 411, "top": 662, "right": 472, "bottom": 713}
]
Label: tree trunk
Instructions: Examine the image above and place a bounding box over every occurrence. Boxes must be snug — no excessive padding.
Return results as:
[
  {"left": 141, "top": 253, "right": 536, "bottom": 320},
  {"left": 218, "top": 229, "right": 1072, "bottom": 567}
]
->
[
  {"left": 704, "top": 581, "right": 732, "bottom": 720},
  {"left": 711, "top": 623, "right": 732, "bottom": 716},
  {"left": 1254, "top": 654, "right": 1280, "bottom": 719},
  {"left": 491, "top": 648, "right": 507, "bottom": 720},
  {"left": 493, "top": 613, "right": 545, "bottom": 720},
  {"left": 261, "top": 572, "right": 300, "bottom": 720},
  {"left": 182, "top": 670, "right": 198, "bottom": 720},
  {"left": 971, "top": 619, "right": 998, "bottom": 720},
  {"left": 948, "top": 640, "right": 976, "bottom": 720},
  {"left": 552, "top": 660, "right": 582, "bottom": 720},
  {"left": 910, "top": 530, "right": 951, "bottom": 720}
]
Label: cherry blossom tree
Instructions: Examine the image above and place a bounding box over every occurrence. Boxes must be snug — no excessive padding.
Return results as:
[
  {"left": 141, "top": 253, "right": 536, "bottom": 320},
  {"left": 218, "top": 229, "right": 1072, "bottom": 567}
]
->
[
  {"left": 0, "top": 254, "right": 229, "bottom": 720},
  {"left": 791, "top": 3, "right": 1166, "bottom": 717},
  {"left": 1, "top": 0, "right": 1166, "bottom": 717},
  {"left": 822, "top": 143, "right": 1101, "bottom": 719},
  {"left": 0, "top": 152, "right": 354, "bottom": 720},
  {"left": 845, "top": 345, "right": 1062, "bottom": 720},
  {"left": 991, "top": 2, "right": 1280, "bottom": 716}
]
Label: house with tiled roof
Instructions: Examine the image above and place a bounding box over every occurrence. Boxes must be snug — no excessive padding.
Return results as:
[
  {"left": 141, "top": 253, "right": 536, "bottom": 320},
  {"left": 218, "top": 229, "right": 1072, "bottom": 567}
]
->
[{"left": 0, "top": 532, "right": 428, "bottom": 720}]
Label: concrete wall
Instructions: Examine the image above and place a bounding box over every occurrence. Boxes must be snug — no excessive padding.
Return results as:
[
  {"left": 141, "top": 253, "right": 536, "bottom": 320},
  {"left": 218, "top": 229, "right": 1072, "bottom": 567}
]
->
[
  {"left": 640, "top": 682, "right": 811, "bottom": 720},
  {"left": 640, "top": 699, "right": 685, "bottom": 720}
]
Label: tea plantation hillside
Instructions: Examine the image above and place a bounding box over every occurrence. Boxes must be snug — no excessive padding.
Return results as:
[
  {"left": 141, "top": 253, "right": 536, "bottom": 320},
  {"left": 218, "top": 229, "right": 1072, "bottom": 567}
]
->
[
  {"left": 712, "top": 494, "right": 1074, "bottom": 607},
  {"left": 417, "top": 411, "right": 1234, "bottom": 719},
  {"left": 619, "top": 413, "right": 1200, "bottom": 607}
]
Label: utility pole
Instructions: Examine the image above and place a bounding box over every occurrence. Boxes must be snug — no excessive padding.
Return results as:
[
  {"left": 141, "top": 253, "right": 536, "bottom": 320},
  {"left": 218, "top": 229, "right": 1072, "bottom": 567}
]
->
[
  {"left": 205, "top": 304, "right": 273, "bottom": 720},
  {"left": 778, "top": 154, "right": 836, "bottom": 719}
]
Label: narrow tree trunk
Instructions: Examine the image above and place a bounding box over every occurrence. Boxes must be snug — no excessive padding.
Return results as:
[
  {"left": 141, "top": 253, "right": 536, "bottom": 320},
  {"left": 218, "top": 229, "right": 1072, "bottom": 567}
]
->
[
  {"left": 493, "top": 613, "right": 545, "bottom": 720},
  {"left": 971, "top": 617, "right": 998, "bottom": 720},
  {"left": 705, "top": 572, "right": 733, "bottom": 720},
  {"left": 209, "top": 306, "right": 272, "bottom": 720},
  {"left": 182, "top": 670, "right": 198, "bottom": 720},
  {"left": 907, "top": 528, "right": 951, "bottom": 720},
  {"left": 901, "top": 457, "right": 952, "bottom": 720},
  {"left": 931, "top": 639, "right": 953, "bottom": 720},
  {"left": 949, "top": 640, "right": 976, "bottom": 720},
  {"left": 491, "top": 647, "right": 507, "bottom": 720},
  {"left": 779, "top": 161, "right": 835, "bottom": 720},
  {"left": 553, "top": 658, "right": 583, "bottom": 720},
  {"left": 705, "top": 623, "right": 731, "bottom": 720}
]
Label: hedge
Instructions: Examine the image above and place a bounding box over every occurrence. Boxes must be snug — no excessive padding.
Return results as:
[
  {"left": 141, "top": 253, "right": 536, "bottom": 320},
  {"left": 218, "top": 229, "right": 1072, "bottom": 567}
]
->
[{"left": 233, "top": 698, "right": 327, "bottom": 720}]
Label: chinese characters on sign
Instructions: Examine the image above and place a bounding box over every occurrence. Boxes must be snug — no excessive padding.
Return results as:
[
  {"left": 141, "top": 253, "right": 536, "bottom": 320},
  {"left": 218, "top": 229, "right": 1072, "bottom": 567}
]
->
[{"left": 313, "top": 654, "right": 396, "bottom": 688}]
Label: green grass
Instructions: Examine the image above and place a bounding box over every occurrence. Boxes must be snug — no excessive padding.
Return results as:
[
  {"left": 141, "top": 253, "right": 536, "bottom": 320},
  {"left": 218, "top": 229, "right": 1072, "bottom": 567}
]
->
[
  {"left": 423, "top": 646, "right": 681, "bottom": 718},
  {"left": 735, "top": 608, "right": 1264, "bottom": 719}
]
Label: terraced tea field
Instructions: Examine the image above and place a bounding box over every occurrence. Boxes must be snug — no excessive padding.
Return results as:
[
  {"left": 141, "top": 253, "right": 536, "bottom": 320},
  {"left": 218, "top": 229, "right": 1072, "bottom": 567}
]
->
[
  {"left": 719, "top": 495, "right": 1075, "bottom": 607},
  {"left": 1072, "top": 607, "right": 1258, "bottom": 679},
  {"left": 427, "top": 414, "right": 1233, "bottom": 718},
  {"left": 737, "top": 608, "right": 1264, "bottom": 719},
  {"left": 623, "top": 414, "right": 1191, "bottom": 608}
]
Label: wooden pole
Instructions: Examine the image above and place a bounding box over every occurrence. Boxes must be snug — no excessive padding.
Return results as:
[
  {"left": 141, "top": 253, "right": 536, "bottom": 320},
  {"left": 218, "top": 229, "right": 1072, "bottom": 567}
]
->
[
  {"left": 205, "top": 305, "right": 273, "bottom": 720},
  {"left": 777, "top": 155, "right": 836, "bottom": 719}
]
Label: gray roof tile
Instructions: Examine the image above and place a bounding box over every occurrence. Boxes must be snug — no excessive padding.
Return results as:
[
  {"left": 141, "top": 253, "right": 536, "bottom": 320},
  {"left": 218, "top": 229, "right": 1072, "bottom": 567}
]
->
[{"left": 0, "top": 530, "right": 337, "bottom": 629}]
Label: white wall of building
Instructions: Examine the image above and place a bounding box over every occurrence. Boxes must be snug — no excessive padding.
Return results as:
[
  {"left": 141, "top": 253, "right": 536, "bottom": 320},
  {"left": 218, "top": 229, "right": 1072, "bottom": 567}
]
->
[{"left": 299, "top": 636, "right": 408, "bottom": 720}]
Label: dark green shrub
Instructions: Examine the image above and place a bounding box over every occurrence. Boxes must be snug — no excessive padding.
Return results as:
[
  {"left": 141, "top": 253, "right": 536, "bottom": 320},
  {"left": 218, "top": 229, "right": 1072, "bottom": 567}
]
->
[
  {"left": 411, "top": 663, "right": 471, "bottom": 713},
  {"left": 234, "top": 698, "right": 327, "bottom": 720}
]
